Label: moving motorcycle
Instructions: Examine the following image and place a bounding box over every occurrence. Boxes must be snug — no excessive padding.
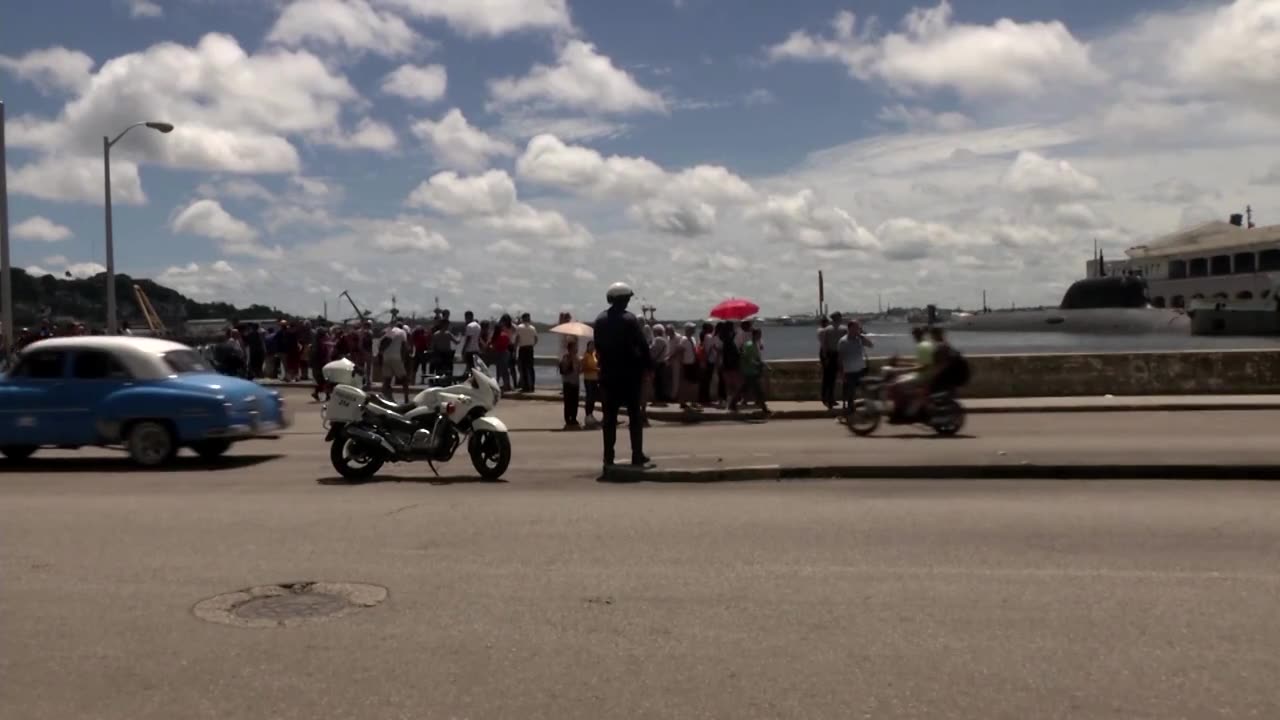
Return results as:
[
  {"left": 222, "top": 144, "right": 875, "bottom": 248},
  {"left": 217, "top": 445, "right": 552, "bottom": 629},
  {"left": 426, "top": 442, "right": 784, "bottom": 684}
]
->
[
  {"left": 845, "top": 371, "right": 965, "bottom": 437},
  {"left": 321, "top": 358, "right": 511, "bottom": 481}
]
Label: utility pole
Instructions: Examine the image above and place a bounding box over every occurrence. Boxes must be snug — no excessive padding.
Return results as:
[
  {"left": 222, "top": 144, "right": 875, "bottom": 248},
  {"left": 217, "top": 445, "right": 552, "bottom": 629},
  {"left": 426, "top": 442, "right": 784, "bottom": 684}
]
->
[{"left": 0, "top": 102, "right": 12, "bottom": 362}]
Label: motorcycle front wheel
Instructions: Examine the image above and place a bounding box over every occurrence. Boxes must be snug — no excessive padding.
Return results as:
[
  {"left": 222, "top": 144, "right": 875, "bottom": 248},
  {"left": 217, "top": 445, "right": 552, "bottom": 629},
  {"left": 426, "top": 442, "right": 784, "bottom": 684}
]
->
[
  {"left": 469, "top": 431, "right": 511, "bottom": 481},
  {"left": 330, "top": 436, "right": 385, "bottom": 482},
  {"left": 846, "top": 387, "right": 881, "bottom": 437}
]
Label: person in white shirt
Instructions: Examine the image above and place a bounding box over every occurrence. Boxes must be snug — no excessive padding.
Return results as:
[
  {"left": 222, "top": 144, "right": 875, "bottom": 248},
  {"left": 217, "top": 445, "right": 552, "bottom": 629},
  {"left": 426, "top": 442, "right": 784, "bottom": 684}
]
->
[
  {"left": 678, "top": 323, "right": 699, "bottom": 409},
  {"left": 649, "top": 324, "right": 669, "bottom": 404},
  {"left": 515, "top": 313, "right": 538, "bottom": 392},
  {"left": 379, "top": 321, "right": 411, "bottom": 403},
  {"left": 461, "top": 311, "right": 482, "bottom": 371}
]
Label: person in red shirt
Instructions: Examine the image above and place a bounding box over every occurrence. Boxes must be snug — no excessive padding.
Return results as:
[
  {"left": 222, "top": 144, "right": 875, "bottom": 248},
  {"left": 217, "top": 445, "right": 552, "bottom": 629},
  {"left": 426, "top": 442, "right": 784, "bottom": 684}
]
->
[
  {"left": 490, "top": 314, "right": 515, "bottom": 392},
  {"left": 411, "top": 323, "right": 431, "bottom": 383}
]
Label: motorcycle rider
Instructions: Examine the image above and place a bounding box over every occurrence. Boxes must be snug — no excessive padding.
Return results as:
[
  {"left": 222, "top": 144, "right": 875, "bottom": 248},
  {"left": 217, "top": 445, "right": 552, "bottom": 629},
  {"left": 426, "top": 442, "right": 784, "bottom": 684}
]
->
[{"left": 593, "top": 282, "right": 653, "bottom": 470}]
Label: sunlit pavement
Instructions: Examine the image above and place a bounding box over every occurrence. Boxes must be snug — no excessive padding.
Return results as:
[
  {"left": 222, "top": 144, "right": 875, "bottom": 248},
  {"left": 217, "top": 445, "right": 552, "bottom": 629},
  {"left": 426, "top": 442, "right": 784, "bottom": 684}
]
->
[{"left": 3, "top": 391, "right": 1279, "bottom": 719}]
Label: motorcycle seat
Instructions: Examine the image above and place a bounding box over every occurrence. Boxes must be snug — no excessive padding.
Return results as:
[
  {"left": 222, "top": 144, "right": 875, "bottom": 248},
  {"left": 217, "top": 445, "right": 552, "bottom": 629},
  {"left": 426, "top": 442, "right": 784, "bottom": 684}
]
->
[{"left": 367, "top": 394, "right": 418, "bottom": 416}]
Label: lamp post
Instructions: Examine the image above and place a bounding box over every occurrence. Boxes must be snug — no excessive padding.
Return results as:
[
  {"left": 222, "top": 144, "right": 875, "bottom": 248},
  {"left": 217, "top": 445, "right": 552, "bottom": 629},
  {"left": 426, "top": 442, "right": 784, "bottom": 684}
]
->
[
  {"left": 1, "top": 101, "right": 12, "bottom": 362},
  {"left": 104, "top": 121, "right": 173, "bottom": 334}
]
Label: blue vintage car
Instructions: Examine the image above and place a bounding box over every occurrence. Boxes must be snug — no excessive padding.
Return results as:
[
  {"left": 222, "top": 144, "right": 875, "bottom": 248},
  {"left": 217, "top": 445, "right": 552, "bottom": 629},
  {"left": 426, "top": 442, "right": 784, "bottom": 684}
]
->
[{"left": 0, "top": 337, "right": 290, "bottom": 466}]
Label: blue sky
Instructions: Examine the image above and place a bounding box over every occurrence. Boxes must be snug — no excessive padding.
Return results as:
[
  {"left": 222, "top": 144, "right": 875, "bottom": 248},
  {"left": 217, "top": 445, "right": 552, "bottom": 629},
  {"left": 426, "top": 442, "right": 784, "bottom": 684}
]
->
[{"left": 3, "top": 0, "right": 1278, "bottom": 319}]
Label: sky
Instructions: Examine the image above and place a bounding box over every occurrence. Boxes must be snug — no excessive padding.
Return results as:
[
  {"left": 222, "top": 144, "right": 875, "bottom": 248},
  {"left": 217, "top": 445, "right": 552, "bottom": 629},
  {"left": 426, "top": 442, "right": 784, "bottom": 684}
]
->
[{"left": 2, "top": 0, "right": 1279, "bottom": 321}]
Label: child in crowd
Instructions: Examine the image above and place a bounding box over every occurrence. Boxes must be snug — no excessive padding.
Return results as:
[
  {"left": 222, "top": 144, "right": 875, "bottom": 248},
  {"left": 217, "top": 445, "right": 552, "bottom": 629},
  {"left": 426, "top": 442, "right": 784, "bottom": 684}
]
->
[
  {"left": 559, "top": 338, "right": 582, "bottom": 430},
  {"left": 582, "top": 340, "right": 600, "bottom": 429}
]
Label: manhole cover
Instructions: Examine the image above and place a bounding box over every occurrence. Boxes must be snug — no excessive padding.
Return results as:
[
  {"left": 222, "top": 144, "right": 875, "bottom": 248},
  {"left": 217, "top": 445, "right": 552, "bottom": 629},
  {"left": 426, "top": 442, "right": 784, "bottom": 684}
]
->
[{"left": 193, "top": 582, "right": 387, "bottom": 628}]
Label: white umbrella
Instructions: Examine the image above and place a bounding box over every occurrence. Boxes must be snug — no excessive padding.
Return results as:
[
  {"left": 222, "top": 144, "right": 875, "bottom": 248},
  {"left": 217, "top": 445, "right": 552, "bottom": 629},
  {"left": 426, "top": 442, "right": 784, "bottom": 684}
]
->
[{"left": 550, "top": 321, "right": 594, "bottom": 338}]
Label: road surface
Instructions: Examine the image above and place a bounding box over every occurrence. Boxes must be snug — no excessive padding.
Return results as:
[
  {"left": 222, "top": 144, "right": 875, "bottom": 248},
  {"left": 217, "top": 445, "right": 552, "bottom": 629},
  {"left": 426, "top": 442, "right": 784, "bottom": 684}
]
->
[{"left": 3, "top": 394, "right": 1279, "bottom": 719}]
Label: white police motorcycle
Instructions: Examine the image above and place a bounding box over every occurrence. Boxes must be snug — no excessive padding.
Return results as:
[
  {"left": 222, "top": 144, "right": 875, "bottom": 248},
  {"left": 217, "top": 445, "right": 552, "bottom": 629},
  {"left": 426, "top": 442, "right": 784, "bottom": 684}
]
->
[{"left": 321, "top": 357, "right": 510, "bottom": 481}]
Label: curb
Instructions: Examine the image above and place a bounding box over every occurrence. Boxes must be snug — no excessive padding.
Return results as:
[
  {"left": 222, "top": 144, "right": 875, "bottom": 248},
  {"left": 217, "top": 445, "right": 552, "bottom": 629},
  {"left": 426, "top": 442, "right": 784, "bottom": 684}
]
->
[
  {"left": 601, "top": 464, "right": 1280, "bottom": 483},
  {"left": 260, "top": 382, "right": 561, "bottom": 402},
  {"left": 648, "top": 402, "right": 1280, "bottom": 423}
]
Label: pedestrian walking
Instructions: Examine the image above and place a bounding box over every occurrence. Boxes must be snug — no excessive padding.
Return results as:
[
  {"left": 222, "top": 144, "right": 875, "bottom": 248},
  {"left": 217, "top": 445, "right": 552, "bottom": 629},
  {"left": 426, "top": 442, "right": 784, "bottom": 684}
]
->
[{"left": 734, "top": 327, "right": 770, "bottom": 414}]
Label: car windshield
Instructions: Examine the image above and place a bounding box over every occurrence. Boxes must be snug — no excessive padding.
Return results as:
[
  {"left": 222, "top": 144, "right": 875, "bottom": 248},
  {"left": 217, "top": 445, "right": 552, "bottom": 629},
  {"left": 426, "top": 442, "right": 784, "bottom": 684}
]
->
[{"left": 162, "top": 349, "right": 211, "bottom": 374}]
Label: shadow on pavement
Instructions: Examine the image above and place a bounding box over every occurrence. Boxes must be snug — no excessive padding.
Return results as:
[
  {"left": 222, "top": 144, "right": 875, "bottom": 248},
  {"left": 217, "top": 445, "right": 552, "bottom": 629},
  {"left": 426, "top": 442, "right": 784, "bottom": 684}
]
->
[
  {"left": 0, "top": 454, "right": 281, "bottom": 474},
  {"left": 316, "top": 475, "right": 508, "bottom": 486}
]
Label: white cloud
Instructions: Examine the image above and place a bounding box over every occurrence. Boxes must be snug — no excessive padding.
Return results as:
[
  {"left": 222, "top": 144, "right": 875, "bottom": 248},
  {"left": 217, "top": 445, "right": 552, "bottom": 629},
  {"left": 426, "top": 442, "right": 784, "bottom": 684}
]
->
[
  {"left": 376, "top": 0, "right": 572, "bottom": 37},
  {"left": 268, "top": 0, "right": 421, "bottom": 56},
  {"left": 1175, "top": 0, "right": 1280, "bottom": 117},
  {"left": 750, "top": 189, "right": 880, "bottom": 253},
  {"left": 489, "top": 40, "right": 667, "bottom": 114},
  {"left": 9, "top": 34, "right": 359, "bottom": 176},
  {"left": 768, "top": 2, "right": 1102, "bottom": 99},
  {"left": 12, "top": 216, "right": 73, "bottom": 242},
  {"left": 319, "top": 117, "right": 399, "bottom": 151},
  {"left": 365, "top": 221, "right": 450, "bottom": 253},
  {"left": 1000, "top": 151, "right": 1103, "bottom": 204},
  {"left": 411, "top": 108, "right": 516, "bottom": 171},
  {"left": 744, "top": 88, "right": 777, "bottom": 106},
  {"left": 1255, "top": 163, "right": 1280, "bottom": 186},
  {"left": 0, "top": 47, "right": 94, "bottom": 94},
  {"left": 406, "top": 170, "right": 517, "bottom": 216},
  {"left": 478, "top": 203, "right": 593, "bottom": 250},
  {"left": 406, "top": 169, "right": 592, "bottom": 249},
  {"left": 157, "top": 261, "right": 250, "bottom": 300},
  {"left": 517, "top": 134, "right": 756, "bottom": 236},
  {"left": 876, "top": 217, "right": 970, "bottom": 261},
  {"left": 10, "top": 155, "right": 145, "bottom": 205},
  {"left": 877, "top": 104, "right": 973, "bottom": 132},
  {"left": 197, "top": 178, "right": 276, "bottom": 203},
  {"left": 171, "top": 199, "right": 284, "bottom": 259},
  {"left": 492, "top": 111, "right": 626, "bottom": 142},
  {"left": 382, "top": 63, "right": 448, "bottom": 103},
  {"left": 488, "top": 239, "right": 531, "bottom": 257},
  {"left": 517, "top": 133, "right": 664, "bottom": 196},
  {"left": 128, "top": 0, "right": 163, "bottom": 18},
  {"left": 572, "top": 267, "right": 597, "bottom": 282}
]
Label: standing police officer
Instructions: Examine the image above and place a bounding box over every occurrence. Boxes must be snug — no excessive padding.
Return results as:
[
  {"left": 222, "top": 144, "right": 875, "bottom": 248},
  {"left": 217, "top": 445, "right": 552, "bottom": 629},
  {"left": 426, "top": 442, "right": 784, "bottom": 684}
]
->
[{"left": 593, "top": 282, "right": 653, "bottom": 469}]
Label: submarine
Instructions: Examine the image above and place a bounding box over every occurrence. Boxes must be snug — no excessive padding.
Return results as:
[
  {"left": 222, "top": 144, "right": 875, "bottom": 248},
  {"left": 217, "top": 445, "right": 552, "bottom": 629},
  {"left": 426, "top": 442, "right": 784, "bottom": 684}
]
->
[{"left": 946, "top": 275, "right": 1190, "bottom": 334}]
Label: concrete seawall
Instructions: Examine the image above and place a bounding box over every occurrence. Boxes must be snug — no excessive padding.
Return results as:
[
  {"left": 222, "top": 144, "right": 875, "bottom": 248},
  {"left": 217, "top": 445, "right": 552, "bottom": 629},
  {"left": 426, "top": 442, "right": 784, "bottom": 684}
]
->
[{"left": 761, "top": 349, "right": 1280, "bottom": 400}]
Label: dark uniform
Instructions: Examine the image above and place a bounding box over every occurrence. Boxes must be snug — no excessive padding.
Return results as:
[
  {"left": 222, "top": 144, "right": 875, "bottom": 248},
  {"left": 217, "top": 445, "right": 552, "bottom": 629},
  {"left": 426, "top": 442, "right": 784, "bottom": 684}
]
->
[{"left": 593, "top": 305, "right": 651, "bottom": 465}]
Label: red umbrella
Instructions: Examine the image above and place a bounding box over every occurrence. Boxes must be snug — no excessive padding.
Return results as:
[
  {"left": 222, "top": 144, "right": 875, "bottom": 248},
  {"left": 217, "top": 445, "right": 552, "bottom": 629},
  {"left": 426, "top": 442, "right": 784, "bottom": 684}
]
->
[{"left": 709, "top": 298, "right": 760, "bottom": 321}]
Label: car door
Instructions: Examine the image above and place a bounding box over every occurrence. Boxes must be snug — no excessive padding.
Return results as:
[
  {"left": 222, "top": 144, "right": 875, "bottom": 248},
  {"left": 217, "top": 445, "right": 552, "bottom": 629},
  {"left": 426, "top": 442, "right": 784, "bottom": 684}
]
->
[
  {"left": 61, "top": 350, "right": 135, "bottom": 445},
  {"left": 0, "top": 349, "right": 70, "bottom": 445}
]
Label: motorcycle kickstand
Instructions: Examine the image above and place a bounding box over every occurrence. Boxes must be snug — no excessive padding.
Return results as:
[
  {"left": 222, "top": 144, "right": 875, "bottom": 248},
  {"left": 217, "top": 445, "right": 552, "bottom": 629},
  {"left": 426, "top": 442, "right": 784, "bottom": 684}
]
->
[{"left": 426, "top": 459, "right": 440, "bottom": 477}]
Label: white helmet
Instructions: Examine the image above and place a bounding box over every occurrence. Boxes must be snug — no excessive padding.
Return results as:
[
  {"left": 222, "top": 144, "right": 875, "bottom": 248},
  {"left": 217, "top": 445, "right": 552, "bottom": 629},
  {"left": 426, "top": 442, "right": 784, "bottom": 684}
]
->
[{"left": 606, "top": 282, "right": 634, "bottom": 302}]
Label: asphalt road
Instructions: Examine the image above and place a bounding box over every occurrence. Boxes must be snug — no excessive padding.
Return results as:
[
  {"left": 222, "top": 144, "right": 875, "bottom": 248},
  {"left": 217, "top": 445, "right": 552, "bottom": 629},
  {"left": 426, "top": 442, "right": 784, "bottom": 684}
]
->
[{"left": 4, "top": 394, "right": 1280, "bottom": 719}]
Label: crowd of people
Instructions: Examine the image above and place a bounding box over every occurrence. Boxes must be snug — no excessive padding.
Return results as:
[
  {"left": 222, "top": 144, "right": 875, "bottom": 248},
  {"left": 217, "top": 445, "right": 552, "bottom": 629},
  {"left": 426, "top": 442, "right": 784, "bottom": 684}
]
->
[
  {"left": 210, "top": 311, "right": 547, "bottom": 403},
  {"left": 555, "top": 315, "right": 774, "bottom": 431}
]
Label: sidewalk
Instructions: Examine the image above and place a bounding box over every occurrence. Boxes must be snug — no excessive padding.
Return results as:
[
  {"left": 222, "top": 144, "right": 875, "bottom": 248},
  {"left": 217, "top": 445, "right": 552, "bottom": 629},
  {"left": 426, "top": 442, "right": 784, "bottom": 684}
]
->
[{"left": 645, "top": 395, "right": 1280, "bottom": 422}]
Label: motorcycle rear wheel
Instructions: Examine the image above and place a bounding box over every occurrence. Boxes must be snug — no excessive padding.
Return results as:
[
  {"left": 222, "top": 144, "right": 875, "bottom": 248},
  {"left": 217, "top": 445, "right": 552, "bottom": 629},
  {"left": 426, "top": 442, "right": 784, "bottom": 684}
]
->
[
  {"left": 930, "top": 400, "right": 966, "bottom": 436},
  {"left": 330, "top": 436, "right": 385, "bottom": 482},
  {"left": 469, "top": 431, "right": 511, "bottom": 481}
]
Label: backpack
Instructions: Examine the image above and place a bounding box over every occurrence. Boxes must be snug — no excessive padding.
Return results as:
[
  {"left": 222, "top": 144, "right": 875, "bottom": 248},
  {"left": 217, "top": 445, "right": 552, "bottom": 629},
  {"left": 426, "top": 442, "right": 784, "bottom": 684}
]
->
[{"left": 948, "top": 350, "right": 971, "bottom": 387}]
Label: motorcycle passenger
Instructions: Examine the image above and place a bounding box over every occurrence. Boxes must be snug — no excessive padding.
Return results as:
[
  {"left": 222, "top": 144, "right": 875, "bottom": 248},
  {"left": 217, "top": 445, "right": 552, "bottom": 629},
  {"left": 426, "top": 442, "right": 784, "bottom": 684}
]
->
[
  {"left": 593, "top": 282, "right": 653, "bottom": 470},
  {"left": 926, "top": 326, "right": 968, "bottom": 395}
]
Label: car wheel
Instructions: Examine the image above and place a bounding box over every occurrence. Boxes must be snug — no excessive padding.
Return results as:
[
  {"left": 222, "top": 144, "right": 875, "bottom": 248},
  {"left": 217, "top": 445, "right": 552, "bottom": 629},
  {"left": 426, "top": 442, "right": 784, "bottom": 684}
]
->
[
  {"left": 1, "top": 445, "right": 37, "bottom": 461},
  {"left": 127, "top": 421, "right": 177, "bottom": 468},
  {"left": 191, "top": 439, "right": 232, "bottom": 460}
]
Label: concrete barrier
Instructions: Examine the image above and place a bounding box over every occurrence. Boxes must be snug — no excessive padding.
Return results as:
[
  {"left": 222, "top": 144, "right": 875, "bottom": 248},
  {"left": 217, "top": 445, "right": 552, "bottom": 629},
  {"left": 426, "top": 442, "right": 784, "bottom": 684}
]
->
[{"left": 762, "top": 349, "right": 1280, "bottom": 400}]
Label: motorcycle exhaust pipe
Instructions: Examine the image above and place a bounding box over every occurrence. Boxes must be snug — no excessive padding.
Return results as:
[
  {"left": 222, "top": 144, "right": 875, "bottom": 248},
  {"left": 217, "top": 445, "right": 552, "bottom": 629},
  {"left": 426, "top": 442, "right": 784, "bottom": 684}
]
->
[{"left": 345, "top": 426, "right": 398, "bottom": 457}]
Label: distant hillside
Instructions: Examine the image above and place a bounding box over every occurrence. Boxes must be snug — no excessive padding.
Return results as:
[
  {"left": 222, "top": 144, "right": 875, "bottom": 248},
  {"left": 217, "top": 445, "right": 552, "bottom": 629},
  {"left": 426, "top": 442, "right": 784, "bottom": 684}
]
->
[{"left": 5, "top": 269, "right": 286, "bottom": 330}]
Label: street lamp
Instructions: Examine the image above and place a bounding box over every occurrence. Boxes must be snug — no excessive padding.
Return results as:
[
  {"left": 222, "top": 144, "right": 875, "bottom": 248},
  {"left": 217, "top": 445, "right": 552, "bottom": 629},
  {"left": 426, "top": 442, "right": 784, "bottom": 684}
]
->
[{"left": 103, "top": 120, "right": 173, "bottom": 335}]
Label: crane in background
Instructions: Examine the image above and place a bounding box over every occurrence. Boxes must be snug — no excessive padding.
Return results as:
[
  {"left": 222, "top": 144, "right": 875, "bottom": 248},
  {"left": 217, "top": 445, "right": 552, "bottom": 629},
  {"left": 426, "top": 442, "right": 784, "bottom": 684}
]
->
[{"left": 132, "top": 284, "right": 168, "bottom": 336}]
